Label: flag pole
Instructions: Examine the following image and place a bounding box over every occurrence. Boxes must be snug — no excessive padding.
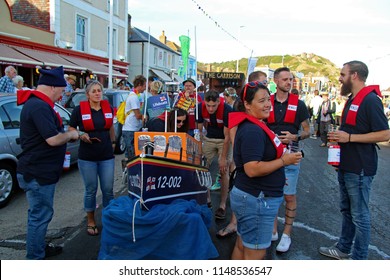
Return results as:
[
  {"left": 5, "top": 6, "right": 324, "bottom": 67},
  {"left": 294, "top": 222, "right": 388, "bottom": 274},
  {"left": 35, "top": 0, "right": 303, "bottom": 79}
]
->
[
  {"left": 108, "top": 0, "right": 113, "bottom": 88},
  {"left": 164, "top": 109, "right": 168, "bottom": 132},
  {"left": 143, "top": 27, "right": 151, "bottom": 125},
  {"left": 174, "top": 109, "right": 177, "bottom": 133},
  {"left": 246, "top": 49, "right": 254, "bottom": 83},
  {"left": 194, "top": 26, "right": 199, "bottom": 122}
]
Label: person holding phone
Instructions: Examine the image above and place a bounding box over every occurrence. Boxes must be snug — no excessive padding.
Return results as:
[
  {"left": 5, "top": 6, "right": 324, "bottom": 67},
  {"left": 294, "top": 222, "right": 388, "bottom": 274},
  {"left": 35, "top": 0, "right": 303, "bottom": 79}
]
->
[{"left": 69, "top": 80, "right": 115, "bottom": 236}]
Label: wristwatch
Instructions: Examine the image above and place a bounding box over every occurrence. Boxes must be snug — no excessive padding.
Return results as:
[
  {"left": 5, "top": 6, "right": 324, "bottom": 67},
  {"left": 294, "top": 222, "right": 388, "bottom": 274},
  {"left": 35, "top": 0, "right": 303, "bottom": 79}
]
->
[
  {"left": 297, "top": 135, "right": 302, "bottom": 141},
  {"left": 79, "top": 131, "right": 85, "bottom": 137}
]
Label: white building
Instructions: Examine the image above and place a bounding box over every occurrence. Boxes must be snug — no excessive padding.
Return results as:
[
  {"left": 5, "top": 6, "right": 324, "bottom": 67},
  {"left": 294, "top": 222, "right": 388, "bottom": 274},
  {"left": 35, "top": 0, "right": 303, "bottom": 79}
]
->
[{"left": 128, "top": 27, "right": 182, "bottom": 84}]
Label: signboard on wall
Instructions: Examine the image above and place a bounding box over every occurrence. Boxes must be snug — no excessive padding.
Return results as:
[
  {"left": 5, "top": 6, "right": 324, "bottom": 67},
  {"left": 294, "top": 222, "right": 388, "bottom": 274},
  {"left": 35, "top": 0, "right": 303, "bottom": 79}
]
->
[{"left": 204, "top": 72, "right": 245, "bottom": 80}]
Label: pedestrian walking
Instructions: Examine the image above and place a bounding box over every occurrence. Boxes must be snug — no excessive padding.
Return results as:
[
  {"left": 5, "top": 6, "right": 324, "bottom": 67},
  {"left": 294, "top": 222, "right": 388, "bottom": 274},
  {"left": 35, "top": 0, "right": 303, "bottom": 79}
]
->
[
  {"left": 317, "top": 92, "right": 336, "bottom": 147},
  {"left": 309, "top": 90, "right": 323, "bottom": 138}
]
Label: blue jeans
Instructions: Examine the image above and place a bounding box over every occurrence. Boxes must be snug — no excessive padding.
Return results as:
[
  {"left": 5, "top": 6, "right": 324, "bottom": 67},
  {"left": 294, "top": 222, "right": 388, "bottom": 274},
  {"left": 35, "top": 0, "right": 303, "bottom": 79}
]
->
[
  {"left": 78, "top": 158, "right": 115, "bottom": 212},
  {"left": 337, "top": 170, "right": 373, "bottom": 260},
  {"left": 123, "top": 130, "right": 135, "bottom": 159},
  {"left": 17, "top": 174, "right": 56, "bottom": 260}
]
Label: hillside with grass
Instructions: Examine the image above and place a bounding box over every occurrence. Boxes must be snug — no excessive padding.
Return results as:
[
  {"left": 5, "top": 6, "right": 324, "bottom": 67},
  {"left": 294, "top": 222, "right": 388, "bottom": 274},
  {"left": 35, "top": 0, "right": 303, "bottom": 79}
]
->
[{"left": 198, "top": 53, "right": 340, "bottom": 84}]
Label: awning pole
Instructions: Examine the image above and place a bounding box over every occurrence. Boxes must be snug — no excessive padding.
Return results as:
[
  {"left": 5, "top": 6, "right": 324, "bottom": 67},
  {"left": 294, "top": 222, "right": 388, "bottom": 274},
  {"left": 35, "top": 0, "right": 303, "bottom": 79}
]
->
[{"left": 108, "top": 0, "right": 113, "bottom": 88}]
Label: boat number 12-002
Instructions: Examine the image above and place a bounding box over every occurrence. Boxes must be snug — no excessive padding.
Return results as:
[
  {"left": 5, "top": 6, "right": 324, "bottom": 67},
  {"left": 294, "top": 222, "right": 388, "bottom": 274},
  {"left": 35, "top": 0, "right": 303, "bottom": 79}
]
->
[{"left": 147, "top": 176, "right": 182, "bottom": 190}]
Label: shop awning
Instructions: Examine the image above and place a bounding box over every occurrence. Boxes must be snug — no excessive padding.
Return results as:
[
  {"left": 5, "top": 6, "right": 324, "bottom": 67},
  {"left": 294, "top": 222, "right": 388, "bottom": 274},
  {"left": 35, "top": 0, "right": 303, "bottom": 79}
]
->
[
  {"left": 14, "top": 46, "right": 85, "bottom": 72},
  {"left": 61, "top": 55, "right": 127, "bottom": 78},
  {"left": 0, "top": 42, "right": 127, "bottom": 78},
  {"left": 173, "top": 74, "right": 184, "bottom": 83},
  {"left": 0, "top": 44, "right": 42, "bottom": 67},
  {"left": 150, "top": 69, "right": 172, "bottom": 82}
]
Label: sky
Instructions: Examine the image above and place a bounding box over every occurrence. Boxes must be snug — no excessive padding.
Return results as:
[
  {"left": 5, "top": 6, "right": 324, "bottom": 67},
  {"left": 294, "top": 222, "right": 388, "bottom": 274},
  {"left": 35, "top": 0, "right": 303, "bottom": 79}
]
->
[{"left": 128, "top": 0, "right": 390, "bottom": 89}]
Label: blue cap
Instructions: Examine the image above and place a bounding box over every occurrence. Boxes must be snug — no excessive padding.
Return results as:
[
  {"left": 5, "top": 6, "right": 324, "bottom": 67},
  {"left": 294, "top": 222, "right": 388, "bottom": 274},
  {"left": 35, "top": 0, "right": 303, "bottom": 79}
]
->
[{"left": 37, "top": 66, "right": 67, "bottom": 87}]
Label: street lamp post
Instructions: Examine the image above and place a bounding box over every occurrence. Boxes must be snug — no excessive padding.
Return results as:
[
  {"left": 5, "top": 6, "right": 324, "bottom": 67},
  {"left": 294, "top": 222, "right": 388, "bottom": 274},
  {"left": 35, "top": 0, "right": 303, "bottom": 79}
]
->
[{"left": 236, "top": 25, "right": 245, "bottom": 73}]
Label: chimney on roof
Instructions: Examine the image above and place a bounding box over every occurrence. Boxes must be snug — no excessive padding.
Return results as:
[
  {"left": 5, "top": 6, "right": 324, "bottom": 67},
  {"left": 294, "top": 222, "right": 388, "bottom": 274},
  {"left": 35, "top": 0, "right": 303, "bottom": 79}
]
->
[{"left": 159, "top": 30, "right": 167, "bottom": 44}]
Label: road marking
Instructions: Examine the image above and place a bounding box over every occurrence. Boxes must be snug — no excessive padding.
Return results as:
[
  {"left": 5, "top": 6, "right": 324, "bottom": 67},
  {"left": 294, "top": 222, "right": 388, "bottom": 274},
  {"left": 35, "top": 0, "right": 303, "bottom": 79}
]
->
[{"left": 278, "top": 217, "right": 390, "bottom": 259}]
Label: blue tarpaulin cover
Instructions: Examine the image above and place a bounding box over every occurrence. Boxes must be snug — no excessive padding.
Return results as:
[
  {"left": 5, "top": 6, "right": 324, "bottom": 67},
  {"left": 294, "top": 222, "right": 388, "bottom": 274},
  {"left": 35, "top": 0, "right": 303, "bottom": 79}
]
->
[{"left": 98, "top": 196, "right": 218, "bottom": 260}]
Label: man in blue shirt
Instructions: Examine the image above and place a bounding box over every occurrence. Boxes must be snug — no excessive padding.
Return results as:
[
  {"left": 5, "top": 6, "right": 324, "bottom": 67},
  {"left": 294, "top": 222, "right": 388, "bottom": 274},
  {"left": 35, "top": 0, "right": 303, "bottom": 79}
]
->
[
  {"left": 319, "top": 60, "right": 390, "bottom": 260},
  {"left": 0, "top": 65, "right": 17, "bottom": 93},
  {"left": 17, "top": 66, "right": 79, "bottom": 259}
]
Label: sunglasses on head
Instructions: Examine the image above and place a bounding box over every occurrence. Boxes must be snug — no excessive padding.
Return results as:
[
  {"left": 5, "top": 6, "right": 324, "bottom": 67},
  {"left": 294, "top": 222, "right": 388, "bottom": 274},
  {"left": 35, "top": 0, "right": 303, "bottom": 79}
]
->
[{"left": 243, "top": 80, "right": 268, "bottom": 101}]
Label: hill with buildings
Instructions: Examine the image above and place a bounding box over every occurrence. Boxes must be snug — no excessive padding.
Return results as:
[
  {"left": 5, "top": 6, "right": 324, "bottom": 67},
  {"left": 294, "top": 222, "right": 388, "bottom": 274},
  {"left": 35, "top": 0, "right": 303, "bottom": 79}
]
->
[{"left": 198, "top": 53, "right": 340, "bottom": 85}]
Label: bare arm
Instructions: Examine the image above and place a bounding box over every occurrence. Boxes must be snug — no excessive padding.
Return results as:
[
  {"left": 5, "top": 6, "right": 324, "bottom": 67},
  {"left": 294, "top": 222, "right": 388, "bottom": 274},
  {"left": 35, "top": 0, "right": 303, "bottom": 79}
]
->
[
  {"left": 46, "top": 130, "right": 79, "bottom": 146},
  {"left": 244, "top": 152, "right": 302, "bottom": 178},
  {"left": 109, "top": 125, "right": 116, "bottom": 142},
  {"left": 229, "top": 126, "right": 237, "bottom": 147},
  {"left": 279, "top": 119, "right": 310, "bottom": 144},
  {"left": 332, "top": 129, "right": 390, "bottom": 144},
  {"left": 299, "top": 119, "right": 311, "bottom": 140},
  {"left": 133, "top": 109, "right": 143, "bottom": 120},
  {"left": 219, "top": 126, "right": 230, "bottom": 174}
]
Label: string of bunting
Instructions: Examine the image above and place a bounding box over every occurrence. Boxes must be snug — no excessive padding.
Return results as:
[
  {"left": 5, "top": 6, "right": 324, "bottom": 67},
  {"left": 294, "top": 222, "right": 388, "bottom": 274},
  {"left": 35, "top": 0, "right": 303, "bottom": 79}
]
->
[{"left": 190, "top": 0, "right": 252, "bottom": 51}]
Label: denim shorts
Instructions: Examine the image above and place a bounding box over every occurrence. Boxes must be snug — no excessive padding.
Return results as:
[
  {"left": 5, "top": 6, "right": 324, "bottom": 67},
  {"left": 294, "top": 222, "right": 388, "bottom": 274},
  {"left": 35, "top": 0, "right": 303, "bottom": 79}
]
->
[
  {"left": 284, "top": 162, "right": 301, "bottom": 195},
  {"left": 230, "top": 186, "right": 283, "bottom": 250}
]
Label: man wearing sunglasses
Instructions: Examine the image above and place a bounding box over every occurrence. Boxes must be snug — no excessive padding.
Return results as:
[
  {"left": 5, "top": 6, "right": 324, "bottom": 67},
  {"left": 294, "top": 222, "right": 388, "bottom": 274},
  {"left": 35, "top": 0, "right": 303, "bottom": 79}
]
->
[{"left": 268, "top": 67, "right": 310, "bottom": 253}]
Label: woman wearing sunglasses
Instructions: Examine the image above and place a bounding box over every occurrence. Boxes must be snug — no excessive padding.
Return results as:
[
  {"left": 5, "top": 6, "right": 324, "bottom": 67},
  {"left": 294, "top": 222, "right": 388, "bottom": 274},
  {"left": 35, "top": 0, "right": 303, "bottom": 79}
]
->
[
  {"left": 146, "top": 108, "right": 189, "bottom": 133},
  {"left": 228, "top": 82, "right": 302, "bottom": 260}
]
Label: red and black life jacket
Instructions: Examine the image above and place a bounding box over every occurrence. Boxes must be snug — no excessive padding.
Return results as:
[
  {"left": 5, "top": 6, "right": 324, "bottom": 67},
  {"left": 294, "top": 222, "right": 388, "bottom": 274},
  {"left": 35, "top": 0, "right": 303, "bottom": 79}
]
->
[
  {"left": 343, "top": 85, "right": 382, "bottom": 126},
  {"left": 229, "top": 112, "right": 284, "bottom": 158},
  {"left": 79, "top": 100, "right": 113, "bottom": 131},
  {"left": 202, "top": 97, "right": 225, "bottom": 128},
  {"left": 268, "top": 93, "right": 299, "bottom": 124}
]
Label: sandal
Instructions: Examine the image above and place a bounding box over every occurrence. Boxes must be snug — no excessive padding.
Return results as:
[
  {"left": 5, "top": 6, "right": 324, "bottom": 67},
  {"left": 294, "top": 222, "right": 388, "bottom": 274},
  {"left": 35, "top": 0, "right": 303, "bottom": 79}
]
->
[
  {"left": 216, "top": 225, "right": 237, "bottom": 238},
  {"left": 87, "top": 225, "right": 99, "bottom": 236},
  {"left": 215, "top": 207, "right": 226, "bottom": 219}
]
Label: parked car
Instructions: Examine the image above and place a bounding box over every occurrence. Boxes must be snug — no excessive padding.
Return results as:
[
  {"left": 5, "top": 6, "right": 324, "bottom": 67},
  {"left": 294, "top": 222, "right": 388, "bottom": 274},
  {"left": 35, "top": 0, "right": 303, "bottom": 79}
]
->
[
  {"left": 0, "top": 93, "right": 79, "bottom": 208},
  {"left": 64, "top": 89, "right": 130, "bottom": 154}
]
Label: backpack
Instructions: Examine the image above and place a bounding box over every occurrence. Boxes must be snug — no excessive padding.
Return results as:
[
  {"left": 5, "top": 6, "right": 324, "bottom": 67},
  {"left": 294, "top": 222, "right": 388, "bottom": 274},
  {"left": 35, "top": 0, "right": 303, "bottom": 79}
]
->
[{"left": 116, "top": 101, "right": 132, "bottom": 125}]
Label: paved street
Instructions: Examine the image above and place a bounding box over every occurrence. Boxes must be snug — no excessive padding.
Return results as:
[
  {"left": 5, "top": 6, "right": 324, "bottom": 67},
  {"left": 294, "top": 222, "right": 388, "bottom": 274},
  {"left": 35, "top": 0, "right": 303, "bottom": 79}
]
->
[{"left": 1, "top": 138, "right": 389, "bottom": 260}]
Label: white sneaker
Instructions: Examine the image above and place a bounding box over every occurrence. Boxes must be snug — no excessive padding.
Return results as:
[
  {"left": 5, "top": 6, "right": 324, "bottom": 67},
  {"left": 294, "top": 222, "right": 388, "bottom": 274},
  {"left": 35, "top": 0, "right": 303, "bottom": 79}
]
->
[
  {"left": 276, "top": 233, "right": 291, "bottom": 253},
  {"left": 271, "top": 232, "right": 278, "bottom": 241}
]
